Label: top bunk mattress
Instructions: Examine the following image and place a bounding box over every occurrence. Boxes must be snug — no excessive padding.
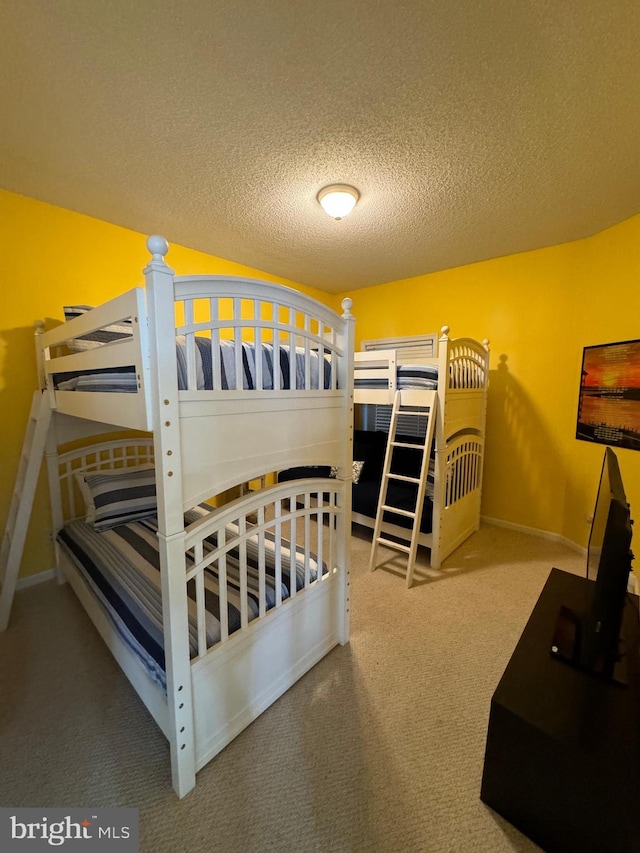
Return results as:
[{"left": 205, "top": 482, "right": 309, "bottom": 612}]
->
[
  {"left": 54, "top": 338, "right": 334, "bottom": 393},
  {"left": 354, "top": 363, "right": 439, "bottom": 391}
]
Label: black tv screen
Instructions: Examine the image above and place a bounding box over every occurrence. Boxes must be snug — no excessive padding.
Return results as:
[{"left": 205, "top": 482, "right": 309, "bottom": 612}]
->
[
  {"left": 552, "top": 447, "right": 634, "bottom": 682},
  {"left": 582, "top": 448, "right": 634, "bottom": 678},
  {"left": 586, "top": 448, "right": 615, "bottom": 582}
]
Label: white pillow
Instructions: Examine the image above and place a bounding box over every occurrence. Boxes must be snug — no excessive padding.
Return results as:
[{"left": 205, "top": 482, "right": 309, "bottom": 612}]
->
[{"left": 330, "top": 460, "right": 365, "bottom": 484}]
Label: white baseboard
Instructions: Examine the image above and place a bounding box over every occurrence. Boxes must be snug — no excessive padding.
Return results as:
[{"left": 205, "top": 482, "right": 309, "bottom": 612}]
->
[
  {"left": 17, "top": 568, "right": 57, "bottom": 590},
  {"left": 481, "top": 515, "right": 587, "bottom": 558},
  {"left": 482, "top": 517, "right": 640, "bottom": 593}
]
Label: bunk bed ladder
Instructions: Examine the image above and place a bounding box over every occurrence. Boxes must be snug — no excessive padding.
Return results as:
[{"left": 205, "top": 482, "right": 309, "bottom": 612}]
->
[
  {"left": 0, "top": 390, "right": 52, "bottom": 630},
  {"left": 368, "top": 390, "right": 437, "bottom": 588}
]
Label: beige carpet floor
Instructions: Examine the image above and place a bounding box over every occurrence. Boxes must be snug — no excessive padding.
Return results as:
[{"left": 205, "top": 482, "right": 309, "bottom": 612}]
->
[{"left": 0, "top": 523, "right": 586, "bottom": 852}]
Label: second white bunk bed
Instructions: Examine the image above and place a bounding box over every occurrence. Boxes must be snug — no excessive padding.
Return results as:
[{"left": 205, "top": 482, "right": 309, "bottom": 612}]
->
[
  {"left": 33, "top": 236, "right": 355, "bottom": 798},
  {"left": 352, "top": 327, "right": 490, "bottom": 570}
]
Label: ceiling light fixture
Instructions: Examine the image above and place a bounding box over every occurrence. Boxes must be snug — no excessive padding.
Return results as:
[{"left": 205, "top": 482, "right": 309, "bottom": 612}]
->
[{"left": 317, "top": 184, "right": 360, "bottom": 220}]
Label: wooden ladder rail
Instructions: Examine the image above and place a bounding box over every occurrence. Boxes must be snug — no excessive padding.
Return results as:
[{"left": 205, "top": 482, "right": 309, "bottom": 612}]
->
[
  {"left": 0, "top": 390, "right": 52, "bottom": 630},
  {"left": 368, "top": 389, "right": 437, "bottom": 588}
]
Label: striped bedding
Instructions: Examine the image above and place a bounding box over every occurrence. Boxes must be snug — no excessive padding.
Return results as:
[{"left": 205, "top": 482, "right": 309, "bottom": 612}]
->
[
  {"left": 55, "top": 338, "right": 332, "bottom": 393},
  {"left": 55, "top": 367, "right": 138, "bottom": 393},
  {"left": 57, "top": 507, "right": 324, "bottom": 692},
  {"left": 354, "top": 363, "right": 439, "bottom": 391},
  {"left": 397, "top": 364, "right": 439, "bottom": 389}
]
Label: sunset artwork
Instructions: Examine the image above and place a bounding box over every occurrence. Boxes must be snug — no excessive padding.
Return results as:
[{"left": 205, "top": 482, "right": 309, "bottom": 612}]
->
[{"left": 576, "top": 339, "right": 640, "bottom": 450}]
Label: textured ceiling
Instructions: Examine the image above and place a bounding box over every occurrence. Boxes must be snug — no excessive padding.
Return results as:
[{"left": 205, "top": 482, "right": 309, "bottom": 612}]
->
[{"left": 1, "top": 1, "right": 639, "bottom": 293}]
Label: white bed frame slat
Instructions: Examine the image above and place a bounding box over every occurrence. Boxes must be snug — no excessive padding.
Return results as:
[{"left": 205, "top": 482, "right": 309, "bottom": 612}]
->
[
  {"left": 287, "top": 496, "right": 296, "bottom": 602},
  {"left": 258, "top": 506, "right": 266, "bottom": 618}
]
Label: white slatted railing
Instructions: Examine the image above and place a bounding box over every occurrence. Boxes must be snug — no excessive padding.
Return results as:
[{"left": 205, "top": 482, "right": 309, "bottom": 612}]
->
[
  {"left": 184, "top": 479, "right": 342, "bottom": 661},
  {"left": 446, "top": 341, "right": 489, "bottom": 390},
  {"left": 444, "top": 439, "right": 483, "bottom": 507},
  {"left": 174, "top": 283, "right": 343, "bottom": 393}
]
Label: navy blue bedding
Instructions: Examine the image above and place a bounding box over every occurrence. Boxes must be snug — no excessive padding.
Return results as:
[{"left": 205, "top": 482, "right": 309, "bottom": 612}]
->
[{"left": 58, "top": 507, "right": 324, "bottom": 692}]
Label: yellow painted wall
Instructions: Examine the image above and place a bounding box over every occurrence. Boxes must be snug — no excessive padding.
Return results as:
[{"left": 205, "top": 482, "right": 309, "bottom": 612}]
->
[
  {"left": 0, "top": 189, "right": 331, "bottom": 578},
  {"left": 3, "top": 186, "right": 639, "bottom": 581},
  {"left": 340, "top": 214, "right": 640, "bottom": 553}
]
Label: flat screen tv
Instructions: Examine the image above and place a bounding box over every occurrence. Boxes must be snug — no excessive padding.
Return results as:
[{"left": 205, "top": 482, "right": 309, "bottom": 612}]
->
[{"left": 551, "top": 447, "right": 634, "bottom": 683}]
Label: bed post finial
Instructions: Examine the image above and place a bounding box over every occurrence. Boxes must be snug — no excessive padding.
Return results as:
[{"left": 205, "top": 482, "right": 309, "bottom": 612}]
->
[
  {"left": 341, "top": 297, "right": 353, "bottom": 319},
  {"left": 146, "top": 235, "right": 169, "bottom": 264},
  {"left": 483, "top": 338, "right": 490, "bottom": 351},
  {"left": 440, "top": 325, "right": 450, "bottom": 339}
]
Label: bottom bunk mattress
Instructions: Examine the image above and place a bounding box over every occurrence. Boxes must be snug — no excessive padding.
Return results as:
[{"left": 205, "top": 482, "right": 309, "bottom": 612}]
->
[
  {"left": 278, "top": 430, "right": 434, "bottom": 535},
  {"left": 57, "top": 508, "right": 324, "bottom": 692}
]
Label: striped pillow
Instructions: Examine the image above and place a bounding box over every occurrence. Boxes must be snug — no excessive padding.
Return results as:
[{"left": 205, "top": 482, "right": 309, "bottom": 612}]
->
[
  {"left": 76, "top": 466, "right": 157, "bottom": 531},
  {"left": 64, "top": 305, "right": 133, "bottom": 352}
]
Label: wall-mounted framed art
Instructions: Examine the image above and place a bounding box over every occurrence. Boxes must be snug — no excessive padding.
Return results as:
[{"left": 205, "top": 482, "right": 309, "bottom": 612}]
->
[{"left": 576, "top": 338, "right": 640, "bottom": 451}]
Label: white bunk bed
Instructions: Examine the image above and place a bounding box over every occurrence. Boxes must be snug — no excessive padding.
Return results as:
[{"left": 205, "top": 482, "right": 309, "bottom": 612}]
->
[
  {"left": 33, "top": 236, "right": 355, "bottom": 798},
  {"left": 352, "top": 327, "right": 490, "bottom": 569}
]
